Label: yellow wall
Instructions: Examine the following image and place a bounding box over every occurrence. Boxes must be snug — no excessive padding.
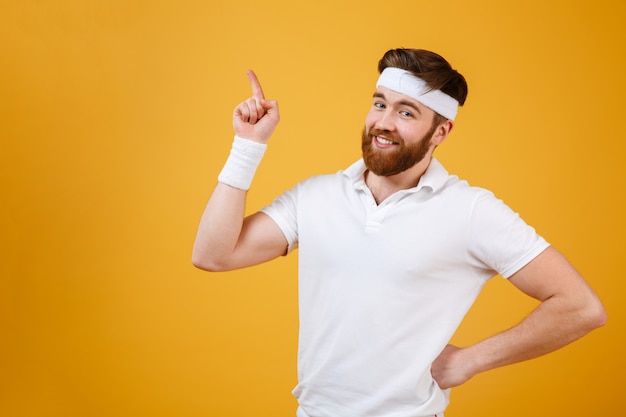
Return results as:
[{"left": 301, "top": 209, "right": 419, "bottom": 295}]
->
[{"left": 1, "top": 1, "right": 624, "bottom": 416}]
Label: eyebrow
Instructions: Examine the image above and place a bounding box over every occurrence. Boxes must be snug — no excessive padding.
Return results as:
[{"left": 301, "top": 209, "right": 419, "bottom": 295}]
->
[{"left": 373, "top": 92, "right": 422, "bottom": 114}]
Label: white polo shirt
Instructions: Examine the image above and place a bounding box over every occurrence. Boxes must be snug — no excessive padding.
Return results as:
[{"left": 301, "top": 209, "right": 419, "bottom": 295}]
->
[{"left": 261, "top": 157, "right": 549, "bottom": 417}]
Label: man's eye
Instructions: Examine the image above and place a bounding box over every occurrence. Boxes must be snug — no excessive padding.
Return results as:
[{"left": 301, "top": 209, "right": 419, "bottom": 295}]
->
[
  {"left": 374, "top": 102, "right": 385, "bottom": 109},
  {"left": 400, "top": 110, "right": 412, "bottom": 117}
]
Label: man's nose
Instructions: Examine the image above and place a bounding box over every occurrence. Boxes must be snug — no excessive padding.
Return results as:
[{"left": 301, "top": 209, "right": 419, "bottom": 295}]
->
[{"left": 374, "top": 110, "right": 395, "bottom": 131}]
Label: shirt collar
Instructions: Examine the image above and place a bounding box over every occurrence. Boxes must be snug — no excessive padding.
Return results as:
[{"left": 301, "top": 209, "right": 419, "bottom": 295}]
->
[{"left": 343, "top": 157, "right": 450, "bottom": 193}]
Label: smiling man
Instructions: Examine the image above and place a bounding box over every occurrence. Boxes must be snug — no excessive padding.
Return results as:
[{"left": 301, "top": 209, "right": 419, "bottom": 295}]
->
[{"left": 192, "top": 48, "right": 606, "bottom": 417}]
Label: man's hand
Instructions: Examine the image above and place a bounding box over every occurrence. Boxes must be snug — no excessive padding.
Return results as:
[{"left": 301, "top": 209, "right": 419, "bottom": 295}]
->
[
  {"left": 233, "top": 70, "right": 280, "bottom": 143},
  {"left": 431, "top": 344, "right": 474, "bottom": 389}
]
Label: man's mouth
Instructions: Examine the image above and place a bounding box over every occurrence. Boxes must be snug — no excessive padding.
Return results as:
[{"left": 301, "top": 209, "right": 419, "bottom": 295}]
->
[{"left": 375, "top": 136, "right": 399, "bottom": 146}]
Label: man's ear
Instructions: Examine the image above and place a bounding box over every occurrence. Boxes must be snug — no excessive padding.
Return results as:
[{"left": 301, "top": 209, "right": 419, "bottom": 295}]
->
[{"left": 432, "top": 119, "right": 454, "bottom": 146}]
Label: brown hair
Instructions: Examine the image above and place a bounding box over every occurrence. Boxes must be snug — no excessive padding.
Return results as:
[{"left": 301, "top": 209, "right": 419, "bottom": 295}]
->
[{"left": 378, "top": 48, "right": 468, "bottom": 107}]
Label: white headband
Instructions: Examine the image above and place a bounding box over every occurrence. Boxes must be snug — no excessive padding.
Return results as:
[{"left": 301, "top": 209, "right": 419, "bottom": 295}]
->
[{"left": 376, "top": 67, "right": 459, "bottom": 120}]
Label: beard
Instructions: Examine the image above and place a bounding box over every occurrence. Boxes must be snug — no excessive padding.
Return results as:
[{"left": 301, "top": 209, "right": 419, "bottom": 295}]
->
[{"left": 361, "top": 123, "right": 437, "bottom": 177}]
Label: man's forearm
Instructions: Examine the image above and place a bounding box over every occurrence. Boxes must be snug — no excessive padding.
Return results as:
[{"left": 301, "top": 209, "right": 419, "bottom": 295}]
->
[
  {"left": 465, "top": 293, "right": 604, "bottom": 374},
  {"left": 192, "top": 182, "right": 247, "bottom": 271},
  {"left": 192, "top": 70, "right": 281, "bottom": 272},
  {"left": 432, "top": 282, "right": 606, "bottom": 389}
]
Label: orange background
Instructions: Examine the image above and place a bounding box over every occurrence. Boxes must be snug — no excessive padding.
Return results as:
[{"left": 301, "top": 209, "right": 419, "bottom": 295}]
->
[{"left": 1, "top": 1, "right": 624, "bottom": 416}]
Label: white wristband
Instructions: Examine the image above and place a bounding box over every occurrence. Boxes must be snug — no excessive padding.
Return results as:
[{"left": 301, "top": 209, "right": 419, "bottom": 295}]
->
[{"left": 217, "top": 136, "right": 267, "bottom": 190}]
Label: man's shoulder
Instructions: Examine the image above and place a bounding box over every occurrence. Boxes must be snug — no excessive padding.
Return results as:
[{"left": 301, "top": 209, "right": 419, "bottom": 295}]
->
[
  {"left": 437, "top": 173, "right": 493, "bottom": 200},
  {"left": 297, "top": 170, "right": 352, "bottom": 192},
  {"left": 298, "top": 160, "right": 363, "bottom": 187}
]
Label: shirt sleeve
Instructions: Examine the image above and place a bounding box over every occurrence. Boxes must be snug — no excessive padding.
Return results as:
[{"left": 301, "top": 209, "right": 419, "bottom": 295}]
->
[
  {"left": 467, "top": 191, "right": 550, "bottom": 278},
  {"left": 260, "top": 185, "right": 299, "bottom": 254}
]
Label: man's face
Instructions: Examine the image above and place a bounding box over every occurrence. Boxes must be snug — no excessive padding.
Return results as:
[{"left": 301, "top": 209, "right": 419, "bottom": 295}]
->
[{"left": 362, "top": 87, "right": 439, "bottom": 177}]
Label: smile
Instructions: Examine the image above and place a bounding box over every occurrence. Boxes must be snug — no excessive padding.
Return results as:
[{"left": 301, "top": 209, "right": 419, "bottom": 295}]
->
[{"left": 375, "top": 136, "right": 399, "bottom": 146}]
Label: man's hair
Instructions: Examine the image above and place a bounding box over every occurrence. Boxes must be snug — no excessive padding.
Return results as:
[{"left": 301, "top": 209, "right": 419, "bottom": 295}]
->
[{"left": 378, "top": 48, "right": 468, "bottom": 107}]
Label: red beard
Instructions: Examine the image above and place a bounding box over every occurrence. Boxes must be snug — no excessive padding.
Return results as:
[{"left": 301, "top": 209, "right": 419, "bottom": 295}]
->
[{"left": 361, "top": 125, "right": 436, "bottom": 177}]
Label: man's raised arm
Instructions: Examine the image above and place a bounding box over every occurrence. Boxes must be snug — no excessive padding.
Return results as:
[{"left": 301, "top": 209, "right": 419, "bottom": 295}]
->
[{"left": 192, "top": 70, "right": 288, "bottom": 272}]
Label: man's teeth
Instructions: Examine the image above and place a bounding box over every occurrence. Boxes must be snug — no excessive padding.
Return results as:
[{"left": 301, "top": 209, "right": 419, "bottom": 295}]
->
[{"left": 376, "top": 136, "right": 396, "bottom": 145}]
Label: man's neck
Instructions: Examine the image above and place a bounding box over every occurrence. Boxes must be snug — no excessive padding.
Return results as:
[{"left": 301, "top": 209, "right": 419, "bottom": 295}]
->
[{"left": 364, "top": 156, "right": 433, "bottom": 205}]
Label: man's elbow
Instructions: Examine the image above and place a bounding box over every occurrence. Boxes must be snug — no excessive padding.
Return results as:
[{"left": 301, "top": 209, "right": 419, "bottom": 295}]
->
[
  {"left": 581, "top": 296, "right": 608, "bottom": 332},
  {"left": 590, "top": 302, "right": 608, "bottom": 329},
  {"left": 191, "top": 251, "right": 231, "bottom": 272}
]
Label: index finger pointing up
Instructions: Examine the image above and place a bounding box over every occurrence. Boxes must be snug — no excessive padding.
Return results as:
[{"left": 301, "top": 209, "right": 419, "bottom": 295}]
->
[{"left": 246, "top": 70, "right": 265, "bottom": 100}]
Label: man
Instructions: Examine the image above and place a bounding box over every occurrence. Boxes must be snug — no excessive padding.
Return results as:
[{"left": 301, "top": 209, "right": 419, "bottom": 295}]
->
[{"left": 192, "top": 49, "right": 606, "bottom": 417}]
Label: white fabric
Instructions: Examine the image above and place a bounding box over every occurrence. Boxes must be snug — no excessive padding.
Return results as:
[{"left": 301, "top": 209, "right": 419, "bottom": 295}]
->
[
  {"left": 261, "top": 158, "right": 549, "bottom": 417},
  {"left": 297, "top": 405, "right": 444, "bottom": 417},
  {"left": 217, "top": 136, "right": 267, "bottom": 190},
  {"left": 376, "top": 67, "right": 459, "bottom": 120}
]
